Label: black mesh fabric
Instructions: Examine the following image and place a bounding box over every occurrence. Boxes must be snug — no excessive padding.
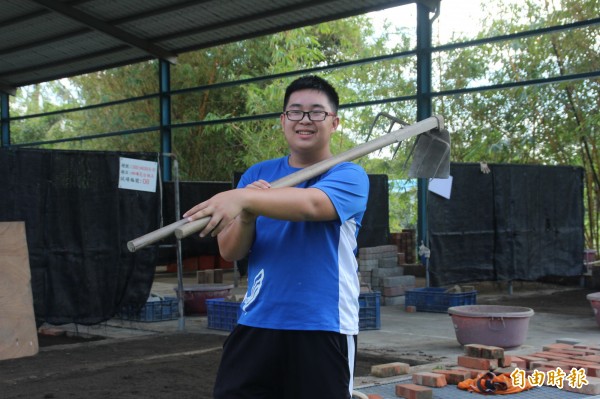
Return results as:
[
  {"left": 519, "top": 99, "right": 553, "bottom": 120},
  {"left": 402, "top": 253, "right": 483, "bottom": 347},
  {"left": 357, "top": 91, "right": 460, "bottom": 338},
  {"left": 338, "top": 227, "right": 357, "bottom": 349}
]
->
[
  {"left": 159, "top": 181, "right": 232, "bottom": 262},
  {"left": 427, "top": 163, "right": 585, "bottom": 286},
  {"left": 0, "top": 148, "right": 160, "bottom": 325},
  {"left": 358, "top": 174, "right": 390, "bottom": 248}
]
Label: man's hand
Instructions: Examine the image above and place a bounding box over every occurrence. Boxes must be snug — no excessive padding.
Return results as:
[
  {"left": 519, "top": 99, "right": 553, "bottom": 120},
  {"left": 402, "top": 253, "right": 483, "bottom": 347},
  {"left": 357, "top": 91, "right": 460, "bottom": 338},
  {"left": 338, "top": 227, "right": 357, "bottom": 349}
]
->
[
  {"left": 182, "top": 180, "right": 269, "bottom": 238},
  {"left": 183, "top": 189, "right": 247, "bottom": 238},
  {"left": 245, "top": 179, "right": 271, "bottom": 190}
]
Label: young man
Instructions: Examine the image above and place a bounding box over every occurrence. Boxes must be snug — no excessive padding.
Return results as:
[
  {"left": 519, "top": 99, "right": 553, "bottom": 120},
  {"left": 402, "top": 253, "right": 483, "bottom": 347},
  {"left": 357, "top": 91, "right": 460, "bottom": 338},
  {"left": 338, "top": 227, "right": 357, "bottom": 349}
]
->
[{"left": 183, "top": 75, "right": 370, "bottom": 398}]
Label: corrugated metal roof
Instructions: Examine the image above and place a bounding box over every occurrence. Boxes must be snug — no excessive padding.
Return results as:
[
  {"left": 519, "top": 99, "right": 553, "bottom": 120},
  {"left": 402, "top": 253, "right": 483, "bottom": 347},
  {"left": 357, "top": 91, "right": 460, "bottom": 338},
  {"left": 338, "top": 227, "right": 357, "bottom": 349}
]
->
[{"left": 0, "top": 0, "right": 438, "bottom": 94}]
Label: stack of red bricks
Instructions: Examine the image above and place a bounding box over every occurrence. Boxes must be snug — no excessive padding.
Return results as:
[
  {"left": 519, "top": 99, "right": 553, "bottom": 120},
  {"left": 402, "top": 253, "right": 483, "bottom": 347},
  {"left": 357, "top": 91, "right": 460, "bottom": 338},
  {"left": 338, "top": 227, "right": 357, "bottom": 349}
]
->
[
  {"left": 367, "top": 341, "right": 600, "bottom": 398},
  {"left": 357, "top": 245, "right": 416, "bottom": 305},
  {"left": 389, "top": 229, "right": 416, "bottom": 264}
]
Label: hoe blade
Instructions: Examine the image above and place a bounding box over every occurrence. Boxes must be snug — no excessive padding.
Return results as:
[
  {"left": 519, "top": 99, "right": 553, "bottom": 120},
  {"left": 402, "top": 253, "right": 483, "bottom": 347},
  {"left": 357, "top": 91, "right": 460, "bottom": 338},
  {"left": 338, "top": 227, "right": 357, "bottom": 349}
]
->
[{"left": 408, "top": 128, "right": 451, "bottom": 179}]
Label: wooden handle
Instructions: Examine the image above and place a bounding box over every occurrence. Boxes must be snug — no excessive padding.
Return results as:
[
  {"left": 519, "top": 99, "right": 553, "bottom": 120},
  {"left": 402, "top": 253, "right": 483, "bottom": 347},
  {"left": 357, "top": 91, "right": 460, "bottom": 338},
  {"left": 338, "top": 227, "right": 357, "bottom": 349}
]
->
[
  {"left": 173, "top": 216, "right": 210, "bottom": 240},
  {"left": 127, "top": 218, "right": 189, "bottom": 252}
]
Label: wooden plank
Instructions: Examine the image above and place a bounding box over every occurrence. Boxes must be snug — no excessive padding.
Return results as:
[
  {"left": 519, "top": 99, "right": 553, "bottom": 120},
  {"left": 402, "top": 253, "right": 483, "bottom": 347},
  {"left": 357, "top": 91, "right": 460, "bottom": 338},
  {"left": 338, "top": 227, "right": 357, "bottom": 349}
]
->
[{"left": 0, "top": 221, "right": 39, "bottom": 360}]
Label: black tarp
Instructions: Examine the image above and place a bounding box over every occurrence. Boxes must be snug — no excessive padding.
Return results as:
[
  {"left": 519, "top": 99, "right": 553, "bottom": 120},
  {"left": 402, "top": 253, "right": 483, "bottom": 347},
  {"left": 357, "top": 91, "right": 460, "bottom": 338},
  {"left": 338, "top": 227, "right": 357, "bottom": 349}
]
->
[
  {"left": 427, "top": 163, "right": 585, "bottom": 286},
  {"left": 0, "top": 148, "right": 160, "bottom": 325},
  {"left": 358, "top": 174, "right": 390, "bottom": 248},
  {"left": 159, "top": 181, "right": 232, "bottom": 263}
]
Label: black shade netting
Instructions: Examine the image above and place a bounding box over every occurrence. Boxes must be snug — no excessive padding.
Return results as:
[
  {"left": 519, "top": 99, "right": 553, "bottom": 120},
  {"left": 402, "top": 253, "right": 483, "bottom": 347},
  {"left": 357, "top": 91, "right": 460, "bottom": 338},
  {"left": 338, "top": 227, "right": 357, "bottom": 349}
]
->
[
  {"left": 427, "top": 163, "right": 584, "bottom": 286},
  {"left": 0, "top": 148, "right": 160, "bottom": 325},
  {"left": 157, "top": 181, "right": 232, "bottom": 264}
]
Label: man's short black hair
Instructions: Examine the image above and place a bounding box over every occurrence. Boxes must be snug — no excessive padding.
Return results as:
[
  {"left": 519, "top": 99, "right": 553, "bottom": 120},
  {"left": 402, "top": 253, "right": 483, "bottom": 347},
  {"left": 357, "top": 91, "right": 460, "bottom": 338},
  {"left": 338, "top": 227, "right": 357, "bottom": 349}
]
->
[{"left": 283, "top": 75, "right": 339, "bottom": 113}]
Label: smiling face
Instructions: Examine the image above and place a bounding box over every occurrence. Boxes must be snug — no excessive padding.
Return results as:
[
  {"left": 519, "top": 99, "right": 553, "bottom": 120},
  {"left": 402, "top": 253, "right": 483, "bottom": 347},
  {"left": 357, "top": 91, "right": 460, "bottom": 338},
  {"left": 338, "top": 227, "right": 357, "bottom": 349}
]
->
[{"left": 280, "top": 89, "right": 339, "bottom": 167}]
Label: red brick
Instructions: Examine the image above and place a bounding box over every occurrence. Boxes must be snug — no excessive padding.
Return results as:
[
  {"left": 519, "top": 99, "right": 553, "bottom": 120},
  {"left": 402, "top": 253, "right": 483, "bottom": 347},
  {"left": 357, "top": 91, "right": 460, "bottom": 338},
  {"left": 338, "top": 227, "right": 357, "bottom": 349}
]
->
[
  {"left": 581, "top": 354, "right": 600, "bottom": 363},
  {"left": 432, "top": 369, "right": 470, "bottom": 384},
  {"left": 370, "top": 362, "right": 410, "bottom": 378},
  {"left": 537, "top": 359, "right": 600, "bottom": 377},
  {"left": 452, "top": 367, "right": 487, "bottom": 378},
  {"left": 463, "top": 344, "right": 504, "bottom": 359},
  {"left": 166, "top": 256, "right": 201, "bottom": 272},
  {"left": 552, "top": 348, "right": 598, "bottom": 356},
  {"left": 197, "top": 270, "right": 214, "bottom": 284},
  {"left": 507, "top": 356, "right": 527, "bottom": 369},
  {"left": 366, "top": 395, "right": 383, "bottom": 399},
  {"left": 531, "top": 351, "right": 572, "bottom": 361},
  {"left": 543, "top": 343, "right": 575, "bottom": 351},
  {"left": 583, "top": 365, "right": 600, "bottom": 378},
  {"left": 562, "top": 375, "right": 600, "bottom": 395},
  {"left": 37, "top": 327, "right": 65, "bottom": 336},
  {"left": 395, "top": 383, "right": 433, "bottom": 399},
  {"left": 534, "top": 364, "right": 558, "bottom": 375},
  {"left": 575, "top": 344, "right": 600, "bottom": 352},
  {"left": 463, "top": 344, "right": 485, "bottom": 358},
  {"left": 532, "top": 360, "right": 588, "bottom": 375},
  {"left": 498, "top": 355, "right": 512, "bottom": 367},
  {"left": 217, "top": 256, "right": 233, "bottom": 269},
  {"left": 411, "top": 371, "right": 447, "bottom": 387},
  {"left": 405, "top": 305, "right": 417, "bottom": 313},
  {"left": 518, "top": 355, "right": 548, "bottom": 369},
  {"left": 198, "top": 255, "right": 216, "bottom": 270},
  {"left": 495, "top": 366, "right": 519, "bottom": 374},
  {"left": 457, "top": 355, "right": 498, "bottom": 371}
]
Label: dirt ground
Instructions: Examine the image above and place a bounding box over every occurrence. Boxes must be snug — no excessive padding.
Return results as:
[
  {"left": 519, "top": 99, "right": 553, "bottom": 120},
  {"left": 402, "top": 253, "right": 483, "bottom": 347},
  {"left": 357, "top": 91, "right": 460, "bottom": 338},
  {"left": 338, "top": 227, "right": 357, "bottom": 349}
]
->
[{"left": 0, "top": 286, "right": 595, "bottom": 399}]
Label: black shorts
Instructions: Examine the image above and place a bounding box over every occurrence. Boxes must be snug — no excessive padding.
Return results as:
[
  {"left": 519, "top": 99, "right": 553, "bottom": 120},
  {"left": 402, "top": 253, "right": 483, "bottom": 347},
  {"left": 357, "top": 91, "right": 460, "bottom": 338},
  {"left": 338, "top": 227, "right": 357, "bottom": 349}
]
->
[{"left": 213, "top": 325, "right": 357, "bottom": 399}]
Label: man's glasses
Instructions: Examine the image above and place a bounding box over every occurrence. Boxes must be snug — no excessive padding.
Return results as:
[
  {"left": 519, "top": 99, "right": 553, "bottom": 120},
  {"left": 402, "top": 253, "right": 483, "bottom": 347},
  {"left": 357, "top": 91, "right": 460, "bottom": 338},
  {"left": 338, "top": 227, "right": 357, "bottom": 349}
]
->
[{"left": 283, "top": 110, "right": 336, "bottom": 121}]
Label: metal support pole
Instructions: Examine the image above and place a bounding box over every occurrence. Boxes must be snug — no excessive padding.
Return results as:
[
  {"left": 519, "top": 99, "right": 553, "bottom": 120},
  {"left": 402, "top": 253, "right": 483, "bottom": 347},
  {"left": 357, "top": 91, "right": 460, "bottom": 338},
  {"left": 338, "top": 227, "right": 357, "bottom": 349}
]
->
[
  {"left": 170, "top": 154, "right": 185, "bottom": 331},
  {"left": 416, "top": 2, "right": 435, "bottom": 250},
  {"left": 159, "top": 60, "right": 172, "bottom": 182},
  {"left": 1, "top": 92, "right": 9, "bottom": 147}
]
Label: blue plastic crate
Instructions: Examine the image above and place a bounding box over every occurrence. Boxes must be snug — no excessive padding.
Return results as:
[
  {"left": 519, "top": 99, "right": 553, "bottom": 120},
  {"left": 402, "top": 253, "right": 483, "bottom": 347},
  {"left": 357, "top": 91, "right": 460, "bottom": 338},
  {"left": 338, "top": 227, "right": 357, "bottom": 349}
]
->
[
  {"left": 206, "top": 298, "right": 243, "bottom": 331},
  {"left": 118, "top": 296, "right": 179, "bottom": 322},
  {"left": 359, "top": 292, "right": 381, "bottom": 330},
  {"left": 405, "top": 287, "right": 477, "bottom": 313}
]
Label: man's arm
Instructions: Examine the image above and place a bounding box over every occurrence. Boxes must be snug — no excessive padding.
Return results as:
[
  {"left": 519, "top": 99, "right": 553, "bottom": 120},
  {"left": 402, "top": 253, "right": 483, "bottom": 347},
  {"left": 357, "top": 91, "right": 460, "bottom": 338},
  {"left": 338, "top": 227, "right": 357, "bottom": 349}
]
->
[
  {"left": 216, "top": 211, "right": 257, "bottom": 261},
  {"left": 183, "top": 185, "right": 337, "bottom": 261}
]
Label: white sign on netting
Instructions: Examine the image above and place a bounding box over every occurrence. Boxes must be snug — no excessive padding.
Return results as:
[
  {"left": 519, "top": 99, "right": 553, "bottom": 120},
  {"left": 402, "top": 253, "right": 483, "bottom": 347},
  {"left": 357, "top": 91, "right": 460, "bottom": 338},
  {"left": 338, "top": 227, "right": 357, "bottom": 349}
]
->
[{"left": 118, "top": 157, "right": 158, "bottom": 193}]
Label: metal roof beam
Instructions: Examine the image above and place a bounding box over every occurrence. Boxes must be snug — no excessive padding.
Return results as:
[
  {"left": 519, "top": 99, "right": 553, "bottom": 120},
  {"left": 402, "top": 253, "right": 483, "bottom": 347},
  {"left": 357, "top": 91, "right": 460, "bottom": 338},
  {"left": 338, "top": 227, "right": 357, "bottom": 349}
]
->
[
  {"left": 0, "top": 81, "right": 16, "bottom": 96},
  {"left": 30, "top": 0, "right": 177, "bottom": 64},
  {"left": 416, "top": 0, "right": 440, "bottom": 13}
]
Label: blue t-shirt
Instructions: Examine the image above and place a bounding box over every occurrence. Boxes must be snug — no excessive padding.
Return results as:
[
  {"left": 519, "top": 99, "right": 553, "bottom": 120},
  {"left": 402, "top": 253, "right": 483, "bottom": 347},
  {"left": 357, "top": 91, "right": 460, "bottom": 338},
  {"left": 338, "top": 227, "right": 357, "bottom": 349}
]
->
[{"left": 236, "top": 156, "right": 369, "bottom": 335}]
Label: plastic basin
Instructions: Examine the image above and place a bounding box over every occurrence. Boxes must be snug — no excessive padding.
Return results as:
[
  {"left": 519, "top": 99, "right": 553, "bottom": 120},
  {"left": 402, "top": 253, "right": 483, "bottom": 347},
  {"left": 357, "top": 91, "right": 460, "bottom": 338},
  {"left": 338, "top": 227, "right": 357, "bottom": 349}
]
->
[
  {"left": 448, "top": 305, "right": 534, "bottom": 349},
  {"left": 586, "top": 292, "right": 600, "bottom": 327},
  {"left": 174, "top": 284, "right": 234, "bottom": 315}
]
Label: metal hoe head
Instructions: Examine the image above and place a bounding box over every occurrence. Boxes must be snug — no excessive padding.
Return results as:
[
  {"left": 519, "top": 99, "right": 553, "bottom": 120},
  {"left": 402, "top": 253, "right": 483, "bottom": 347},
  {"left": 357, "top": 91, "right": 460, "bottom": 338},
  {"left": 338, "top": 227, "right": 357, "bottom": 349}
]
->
[
  {"left": 367, "top": 112, "right": 451, "bottom": 179},
  {"left": 407, "top": 127, "right": 451, "bottom": 179}
]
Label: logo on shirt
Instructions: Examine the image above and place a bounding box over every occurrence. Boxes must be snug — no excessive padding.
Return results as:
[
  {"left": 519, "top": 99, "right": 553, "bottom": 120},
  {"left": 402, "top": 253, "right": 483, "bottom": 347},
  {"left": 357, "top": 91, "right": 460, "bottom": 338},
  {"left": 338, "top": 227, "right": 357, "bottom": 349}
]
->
[{"left": 242, "top": 268, "right": 264, "bottom": 312}]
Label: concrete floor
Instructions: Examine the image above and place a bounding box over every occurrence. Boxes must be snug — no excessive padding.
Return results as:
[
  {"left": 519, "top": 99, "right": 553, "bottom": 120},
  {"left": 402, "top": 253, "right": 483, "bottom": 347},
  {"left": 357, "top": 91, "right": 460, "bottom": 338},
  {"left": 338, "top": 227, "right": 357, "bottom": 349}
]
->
[{"left": 49, "top": 268, "right": 600, "bottom": 398}]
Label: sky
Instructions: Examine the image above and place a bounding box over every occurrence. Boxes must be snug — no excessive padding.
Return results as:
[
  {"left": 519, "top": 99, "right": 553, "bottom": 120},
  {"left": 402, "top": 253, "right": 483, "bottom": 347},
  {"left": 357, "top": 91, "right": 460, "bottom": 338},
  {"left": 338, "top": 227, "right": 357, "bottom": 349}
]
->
[{"left": 367, "top": 0, "right": 492, "bottom": 44}]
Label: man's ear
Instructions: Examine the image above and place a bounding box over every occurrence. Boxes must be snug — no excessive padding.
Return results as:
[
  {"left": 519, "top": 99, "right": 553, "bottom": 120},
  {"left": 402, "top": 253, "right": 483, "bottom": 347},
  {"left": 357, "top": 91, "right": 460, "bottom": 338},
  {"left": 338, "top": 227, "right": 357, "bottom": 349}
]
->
[
  {"left": 280, "top": 113, "right": 286, "bottom": 129},
  {"left": 331, "top": 115, "right": 340, "bottom": 131}
]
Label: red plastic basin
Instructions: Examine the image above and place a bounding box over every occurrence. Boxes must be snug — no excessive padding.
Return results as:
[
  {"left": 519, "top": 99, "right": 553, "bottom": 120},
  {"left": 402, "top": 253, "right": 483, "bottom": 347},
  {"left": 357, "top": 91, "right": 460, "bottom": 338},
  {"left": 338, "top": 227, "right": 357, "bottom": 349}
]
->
[
  {"left": 448, "top": 305, "right": 534, "bottom": 349},
  {"left": 174, "top": 284, "right": 234, "bottom": 315},
  {"left": 586, "top": 292, "right": 600, "bottom": 327}
]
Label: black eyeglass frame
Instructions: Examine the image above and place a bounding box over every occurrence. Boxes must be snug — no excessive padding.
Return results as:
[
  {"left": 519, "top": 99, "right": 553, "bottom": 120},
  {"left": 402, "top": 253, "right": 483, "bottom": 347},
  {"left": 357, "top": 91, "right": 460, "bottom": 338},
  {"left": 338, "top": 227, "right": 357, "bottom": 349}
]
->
[{"left": 283, "top": 110, "right": 337, "bottom": 121}]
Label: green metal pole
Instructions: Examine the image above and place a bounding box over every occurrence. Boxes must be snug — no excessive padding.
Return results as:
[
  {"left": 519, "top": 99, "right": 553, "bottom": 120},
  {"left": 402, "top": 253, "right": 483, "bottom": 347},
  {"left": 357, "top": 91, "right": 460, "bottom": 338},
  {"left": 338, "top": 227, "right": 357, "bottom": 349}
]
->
[
  {"left": 159, "top": 60, "right": 172, "bottom": 182},
  {"left": 1, "top": 92, "right": 9, "bottom": 147},
  {"left": 416, "top": 2, "right": 435, "bottom": 250}
]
